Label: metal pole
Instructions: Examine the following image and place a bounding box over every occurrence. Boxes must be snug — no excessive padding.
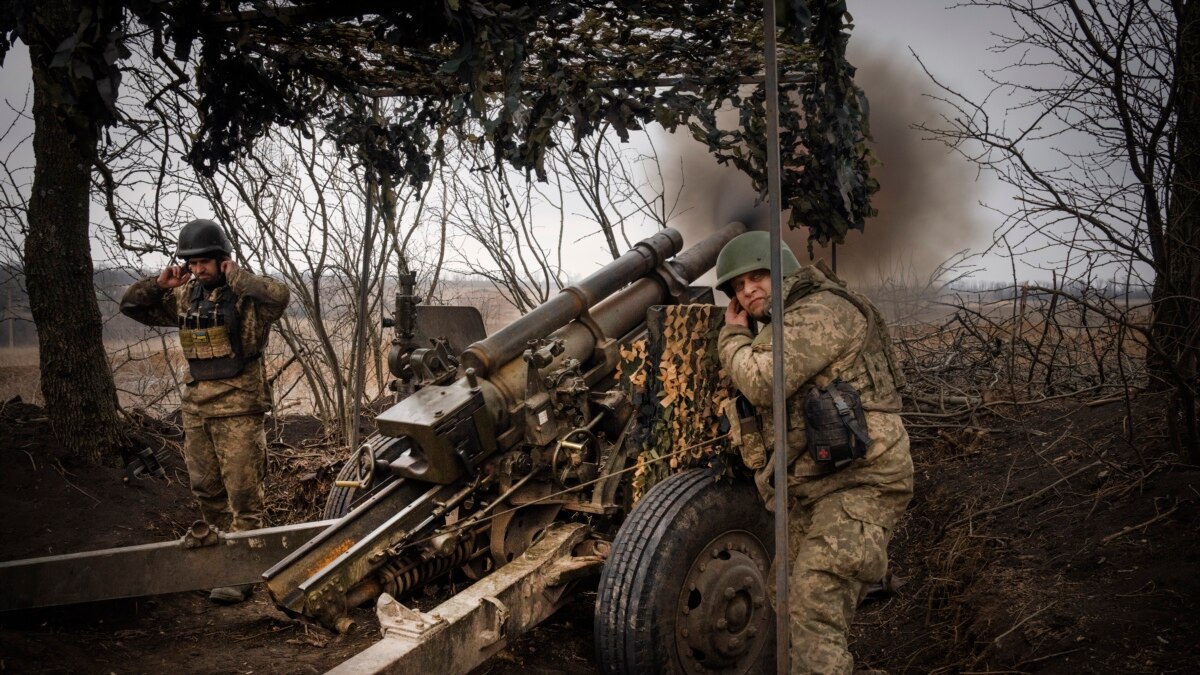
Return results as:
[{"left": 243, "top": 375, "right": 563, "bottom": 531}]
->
[{"left": 762, "top": 2, "right": 790, "bottom": 673}]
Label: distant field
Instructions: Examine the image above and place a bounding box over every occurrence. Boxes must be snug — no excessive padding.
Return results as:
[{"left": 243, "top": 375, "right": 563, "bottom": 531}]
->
[
  {"left": 0, "top": 278, "right": 526, "bottom": 412},
  {"left": 0, "top": 342, "right": 183, "bottom": 408},
  {"left": 0, "top": 284, "right": 1145, "bottom": 416},
  {"left": 0, "top": 347, "right": 38, "bottom": 404}
]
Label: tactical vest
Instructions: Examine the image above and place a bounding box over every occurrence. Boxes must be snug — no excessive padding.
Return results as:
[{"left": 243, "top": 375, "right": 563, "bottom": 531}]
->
[
  {"left": 178, "top": 283, "right": 254, "bottom": 381},
  {"left": 727, "top": 265, "right": 909, "bottom": 497},
  {"left": 781, "top": 263, "right": 906, "bottom": 411},
  {"left": 744, "top": 265, "right": 906, "bottom": 477}
]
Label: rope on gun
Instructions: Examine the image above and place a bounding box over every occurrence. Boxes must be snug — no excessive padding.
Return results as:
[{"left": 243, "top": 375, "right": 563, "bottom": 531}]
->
[{"left": 399, "top": 433, "right": 732, "bottom": 551}]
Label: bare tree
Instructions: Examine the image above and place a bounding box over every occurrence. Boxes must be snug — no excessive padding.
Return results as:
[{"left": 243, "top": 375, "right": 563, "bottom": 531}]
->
[
  {"left": 85, "top": 47, "right": 442, "bottom": 444},
  {"left": 191, "top": 126, "right": 434, "bottom": 444},
  {"left": 918, "top": 0, "right": 1199, "bottom": 459},
  {"left": 545, "top": 127, "right": 685, "bottom": 259},
  {"left": 9, "top": 1, "right": 129, "bottom": 461},
  {"left": 444, "top": 136, "right": 568, "bottom": 314}
]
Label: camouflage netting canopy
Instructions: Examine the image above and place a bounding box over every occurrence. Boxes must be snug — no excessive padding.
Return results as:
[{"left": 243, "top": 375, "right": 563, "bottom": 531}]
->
[
  {"left": 622, "top": 304, "right": 737, "bottom": 500},
  {"left": 1, "top": 0, "right": 877, "bottom": 242}
]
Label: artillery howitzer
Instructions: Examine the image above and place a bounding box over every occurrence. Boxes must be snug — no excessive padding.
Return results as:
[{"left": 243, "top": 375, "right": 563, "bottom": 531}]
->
[{"left": 0, "top": 222, "right": 776, "bottom": 674}]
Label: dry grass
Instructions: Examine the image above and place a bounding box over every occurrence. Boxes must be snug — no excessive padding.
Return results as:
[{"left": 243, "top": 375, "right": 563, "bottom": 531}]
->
[{"left": 893, "top": 293, "right": 1148, "bottom": 445}]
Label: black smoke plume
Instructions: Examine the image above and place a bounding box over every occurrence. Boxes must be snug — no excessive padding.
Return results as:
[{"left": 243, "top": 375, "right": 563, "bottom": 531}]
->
[{"left": 668, "top": 50, "right": 984, "bottom": 287}]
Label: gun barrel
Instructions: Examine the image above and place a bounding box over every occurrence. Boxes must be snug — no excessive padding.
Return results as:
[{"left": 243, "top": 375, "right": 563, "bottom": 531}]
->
[
  {"left": 460, "top": 228, "right": 684, "bottom": 377},
  {"left": 480, "top": 221, "right": 747, "bottom": 416}
]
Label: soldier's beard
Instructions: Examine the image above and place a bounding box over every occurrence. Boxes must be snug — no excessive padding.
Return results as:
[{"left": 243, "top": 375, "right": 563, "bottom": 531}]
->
[
  {"left": 201, "top": 273, "right": 226, "bottom": 290},
  {"left": 747, "top": 296, "right": 771, "bottom": 321}
]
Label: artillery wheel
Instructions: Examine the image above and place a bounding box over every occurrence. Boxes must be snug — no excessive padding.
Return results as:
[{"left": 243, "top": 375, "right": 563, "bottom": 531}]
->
[{"left": 595, "top": 468, "right": 775, "bottom": 674}]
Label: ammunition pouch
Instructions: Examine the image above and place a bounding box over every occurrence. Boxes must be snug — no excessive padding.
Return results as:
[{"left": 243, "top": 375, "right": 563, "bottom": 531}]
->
[
  {"left": 721, "top": 395, "right": 767, "bottom": 470},
  {"left": 803, "top": 380, "right": 871, "bottom": 470},
  {"left": 179, "top": 284, "right": 255, "bottom": 381}
]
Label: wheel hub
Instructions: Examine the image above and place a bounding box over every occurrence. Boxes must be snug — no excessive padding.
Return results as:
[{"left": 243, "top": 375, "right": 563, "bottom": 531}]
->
[{"left": 676, "top": 531, "right": 770, "bottom": 673}]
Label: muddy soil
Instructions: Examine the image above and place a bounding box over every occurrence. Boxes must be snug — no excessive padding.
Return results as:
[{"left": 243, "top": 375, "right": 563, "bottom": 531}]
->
[
  {"left": 2, "top": 393, "right": 1198, "bottom": 674},
  {"left": 849, "top": 394, "right": 1200, "bottom": 674}
]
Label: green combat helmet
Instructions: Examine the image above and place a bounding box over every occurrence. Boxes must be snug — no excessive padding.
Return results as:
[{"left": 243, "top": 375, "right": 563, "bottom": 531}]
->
[
  {"left": 176, "top": 219, "right": 233, "bottom": 260},
  {"left": 714, "top": 230, "right": 801, "bottom": 295}
]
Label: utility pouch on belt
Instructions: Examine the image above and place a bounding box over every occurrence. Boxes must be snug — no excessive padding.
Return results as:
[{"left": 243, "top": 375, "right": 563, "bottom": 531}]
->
[
  {"left": 804, "top": 379, "right": 871, "bottom": 470},
  {"left": 721, "top": 395, "right": 767, "bottom": 470}
]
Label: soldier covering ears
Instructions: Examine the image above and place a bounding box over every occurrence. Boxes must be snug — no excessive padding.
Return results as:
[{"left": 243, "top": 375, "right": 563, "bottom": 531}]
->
[
  {"left": 715, "top": 231, "right": 912, "bottom": 675},
  {"left": 120, "top": 219, "right": 290, "bottom": 604}
]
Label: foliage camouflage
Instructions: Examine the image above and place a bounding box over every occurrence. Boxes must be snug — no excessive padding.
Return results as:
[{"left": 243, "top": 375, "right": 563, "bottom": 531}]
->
[
  {"left": 0, "top": 0, "right": 877, "bottom": 242},
  {"left": 621, "top": 304, "right": 737, "bottom": 500}
]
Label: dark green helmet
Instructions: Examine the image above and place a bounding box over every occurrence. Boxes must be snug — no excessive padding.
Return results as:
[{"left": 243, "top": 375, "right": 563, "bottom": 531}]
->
[
  {"left": 714, "top": 230, "right": 801, "bottom": 294},
  {"left": 176, "top": 219, "right": 232, "bottom": 259}
]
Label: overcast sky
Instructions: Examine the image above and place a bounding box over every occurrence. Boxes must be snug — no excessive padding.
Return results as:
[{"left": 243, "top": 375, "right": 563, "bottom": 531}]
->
[{"left": 852, "top": 1, "right": 1006, "bottom": 94}]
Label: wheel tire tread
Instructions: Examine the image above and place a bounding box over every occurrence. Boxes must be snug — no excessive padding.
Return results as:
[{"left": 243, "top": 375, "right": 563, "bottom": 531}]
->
[{"left": 596, "top": 468, "right": 725, "bottom": 674}]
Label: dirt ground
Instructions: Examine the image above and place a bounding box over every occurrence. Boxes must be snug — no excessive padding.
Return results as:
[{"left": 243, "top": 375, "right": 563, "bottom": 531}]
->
[{"left": 1, "top": 392, "right": 1197, "bottom": 674}]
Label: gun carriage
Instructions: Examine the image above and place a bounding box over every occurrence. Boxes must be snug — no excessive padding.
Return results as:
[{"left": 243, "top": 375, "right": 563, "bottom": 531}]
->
[{"left": 0, "top": 222, "right": 775, "bottom": 674}]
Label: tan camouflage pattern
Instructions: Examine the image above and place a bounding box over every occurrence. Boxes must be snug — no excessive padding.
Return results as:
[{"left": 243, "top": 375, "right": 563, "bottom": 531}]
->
[
  {"left": 122, "top": 266, "right": 287, "bottom": 531},
  {"left": 621, "top": 305, "right": 742, "bottom": 499},
  {"left": 767, "top": 485, "right": 906, "bottom": 675},
  {"left": 121, "top": 266, "right": 290, "bottom": 418},
  {"left": 181, "top": 412, "right": 268, "bottom": 531},
  {"left": 717, "top": 264, "right": 914, "bottom": 674},
  {"left": 717, "top": 264, "right": 907, "bottom": 484}
]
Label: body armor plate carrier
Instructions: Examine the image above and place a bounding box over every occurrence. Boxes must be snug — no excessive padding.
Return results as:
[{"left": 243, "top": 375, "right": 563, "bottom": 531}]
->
[{"left": 178, "top": 284, "right": 255, "bottom": 380}]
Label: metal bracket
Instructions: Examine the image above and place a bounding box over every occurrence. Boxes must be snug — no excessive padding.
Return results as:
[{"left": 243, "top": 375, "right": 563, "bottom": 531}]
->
[
  {"left": 654, "top": 261, "right": 690, "bottom": 302},
  {"left": 410, "top": 337, "right": 459, "bottom": 386},
  {"left": 329, "top": 523, "right": 592, "bottom": 675},
  {"left": 376, "top": 593, "right": 447, "bottom": 643},
  {"left": 544, "top": 554, "right": 606, "bottom": 587},
  {"left": 477, "top": 596, "right": 509, "bottom": 646}
]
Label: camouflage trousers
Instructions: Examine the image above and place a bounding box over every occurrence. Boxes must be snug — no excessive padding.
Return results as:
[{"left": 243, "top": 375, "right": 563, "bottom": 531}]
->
[
  {"left": 770, "top": 486, "right": 908, "bottom": 675},
  {"left": 181, "top": 412, "right": 267, "bottom": 532}
]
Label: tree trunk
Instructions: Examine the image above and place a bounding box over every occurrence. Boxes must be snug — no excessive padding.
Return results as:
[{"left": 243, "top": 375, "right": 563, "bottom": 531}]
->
[
  {"left": 24, "top": 0, "right": 127, "bottom": 464},
  {"left": 1150, "top": 0, "right": 1200, "bottom": 462}
]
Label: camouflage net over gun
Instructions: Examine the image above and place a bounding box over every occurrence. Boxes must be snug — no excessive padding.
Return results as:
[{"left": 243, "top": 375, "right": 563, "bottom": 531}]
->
[{"left": 620, "top": 304, "right": 737, "bottom": 501}]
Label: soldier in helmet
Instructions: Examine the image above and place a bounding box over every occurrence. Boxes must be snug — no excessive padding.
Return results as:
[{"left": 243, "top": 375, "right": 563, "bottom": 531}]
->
[
  {"left": 120, "top": 219, "right": 290, "bottom": 604},
  {"left": 715, "top": 231, "right": 912, "bottom": 674}
]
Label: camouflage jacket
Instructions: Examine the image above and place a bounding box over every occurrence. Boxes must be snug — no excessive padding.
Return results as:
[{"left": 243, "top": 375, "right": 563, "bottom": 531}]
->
[
  {"left": 718, "top": 265, "right": 912, "bottom": 520},
  {"left": 120, "top": 267, "right": 290, "bottom": 418}
]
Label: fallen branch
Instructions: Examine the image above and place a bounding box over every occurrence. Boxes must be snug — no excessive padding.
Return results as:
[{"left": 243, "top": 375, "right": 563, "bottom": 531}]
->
[
  {"left": 989, "top": 600, "right": 1057, "bottom": 650},
  {"left": 1016, "top": 647, "right": 1083, "bottom": 668},
  {"left": 1101, "top": 503, "right": 1180, "bottom": 545}
]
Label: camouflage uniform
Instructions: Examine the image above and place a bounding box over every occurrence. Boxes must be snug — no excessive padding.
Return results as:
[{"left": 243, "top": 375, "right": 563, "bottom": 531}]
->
[
  {"left": 718, "top": 264, "right": 913, "bottom": 675},
  {"left": 121, "top": 267, "right": 290, "bottom": 532}
]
